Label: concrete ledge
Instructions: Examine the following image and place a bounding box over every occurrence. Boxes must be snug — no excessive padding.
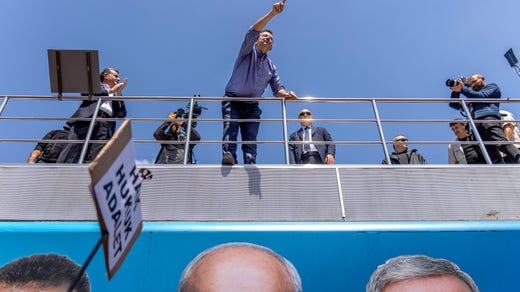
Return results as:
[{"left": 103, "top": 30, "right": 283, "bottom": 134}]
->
[{"left": 1, "top": 164, "right": 519, "bottom": 221}]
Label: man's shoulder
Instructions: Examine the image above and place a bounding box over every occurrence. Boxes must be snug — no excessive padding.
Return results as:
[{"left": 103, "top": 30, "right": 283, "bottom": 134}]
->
[
  {"left": 409, "top": 149, "right": 421, "bottom": 155},
  {"left": 243, "top": 28, "right": 260, "bottom": 45},
  {"left": 289, "top": 129, "right": 301, "bottom": 137},
  {"left": 247, "top": 27, "right": 260, "bottom": 36},
  {"left": 315, "top": 126, "right": 330, "bottom": 131},
  {"left": 485, "top": 83, "right": 501, "bottom": 92},
  {"left": 501, "top": 110, "right": 515, "bottom": 121}
]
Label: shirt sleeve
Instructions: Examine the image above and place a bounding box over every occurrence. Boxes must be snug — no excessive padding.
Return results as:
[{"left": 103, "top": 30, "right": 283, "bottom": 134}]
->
[
  {"left": 449, "top": 91, "right": 462, "bottom": 110},
  {"left": 461, "top": 83, "right": 500, "bottom": 99},
  {"left": 322, "top": 127, "right": 335, "bottom": 156},
  {"left": 448, "top": 144, "right": 457, "bottom": 164},
  {"left": 34, "top": 131, "right": 55, "bottom": 151},
  {"left": 236, "top": 29, "right": 260, "bottom": 62},
  {"left": 269, "top": 62, "right": 284, "bottom": 95},
  {"left": 153, "top": 122, "right": 170, "bottom": 140}
]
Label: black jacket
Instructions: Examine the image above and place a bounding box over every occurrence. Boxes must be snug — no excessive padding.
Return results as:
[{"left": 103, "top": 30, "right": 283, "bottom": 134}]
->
[{"left": 153, "top": 122, "right": 201, "bottom": 164}]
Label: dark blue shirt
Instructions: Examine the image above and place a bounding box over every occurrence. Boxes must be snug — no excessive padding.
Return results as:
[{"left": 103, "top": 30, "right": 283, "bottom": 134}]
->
[
  {"left": 450, "top": 83, "right": 501, "bottom": 118},
  {"left": 225, "top": 29, "right": 284, "bottom": 98}
]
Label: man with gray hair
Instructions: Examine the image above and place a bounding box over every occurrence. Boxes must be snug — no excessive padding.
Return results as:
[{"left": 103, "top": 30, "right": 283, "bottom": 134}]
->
[
  {"left": 366, "top": 254, "right": 478, "bottom": 292},
  {"left": 178, "top": 242, "right": 302, "bottom": 292}
]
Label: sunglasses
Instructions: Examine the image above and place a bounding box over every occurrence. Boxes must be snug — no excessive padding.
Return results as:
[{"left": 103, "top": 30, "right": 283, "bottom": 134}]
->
[
  {"left": 299, "top": 111, "right": 312, "bottom": 117},
  {"left": 395, "top": 138, "right": 408, "bottom": 142}
]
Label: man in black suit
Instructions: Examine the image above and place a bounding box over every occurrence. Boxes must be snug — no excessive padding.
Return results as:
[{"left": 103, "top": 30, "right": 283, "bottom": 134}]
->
[
  {"left": 27, "top": 127, "right": 70, "bottom": 163},
  {"left": 57, "top": 68, "right": 128, "bottom": 163},
  {"left": 289, "top": 109, "right": 335, "bottom": 164}
]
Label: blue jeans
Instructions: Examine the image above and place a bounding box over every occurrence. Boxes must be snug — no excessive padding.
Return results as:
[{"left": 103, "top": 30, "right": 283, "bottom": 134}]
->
[{"left": 222, "top": 100, "right": 262, "bottom": 164}]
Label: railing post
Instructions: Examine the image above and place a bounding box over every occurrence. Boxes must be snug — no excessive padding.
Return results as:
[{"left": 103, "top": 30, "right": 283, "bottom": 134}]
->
[
  {"left": 335, "top": 167, "right": 346, "bottom": 220},
  {"left": 78, "top": 97, "right": 103, "bottom": 164},
  {"left": 371, "top": 99, "right": 392, "bottom": 164},
  {"left": 183, "top": 97, "right": 195, "bottom": 165},
  {"left": 460, "top": 100, "right": 493, "bottom": 164},
  {"left": 0, "top": 96, "right": 8, "bottom": 117},
  {"left": 281, "top": 98, "right": 290, "bottom": 164}
]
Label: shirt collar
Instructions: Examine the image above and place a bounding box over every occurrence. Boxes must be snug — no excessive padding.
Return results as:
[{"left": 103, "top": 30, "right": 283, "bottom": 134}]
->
[{"left": 255, "top": 47, "right": 268, "bottom": 58}]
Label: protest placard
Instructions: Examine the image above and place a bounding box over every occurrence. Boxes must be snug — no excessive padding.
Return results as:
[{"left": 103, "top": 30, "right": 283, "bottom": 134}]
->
[{"left": 89, "top": 119, "right": 143, "bottom": 279}]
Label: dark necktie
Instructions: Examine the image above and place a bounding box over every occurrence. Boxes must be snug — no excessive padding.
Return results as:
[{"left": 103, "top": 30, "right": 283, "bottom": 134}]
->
[{"left": 303, "top": 127, "right": 311, "bottom": 152}]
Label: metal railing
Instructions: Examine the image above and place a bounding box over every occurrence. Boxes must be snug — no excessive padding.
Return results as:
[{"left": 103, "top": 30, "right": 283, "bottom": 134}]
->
[{"left": 1, "top": 94, "right": 519, "bottom": 164}]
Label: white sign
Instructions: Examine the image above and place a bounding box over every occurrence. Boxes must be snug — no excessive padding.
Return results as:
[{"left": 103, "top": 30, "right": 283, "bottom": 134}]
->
[{"left": 89, "top": 120, "right": 143, "bottom": 279}]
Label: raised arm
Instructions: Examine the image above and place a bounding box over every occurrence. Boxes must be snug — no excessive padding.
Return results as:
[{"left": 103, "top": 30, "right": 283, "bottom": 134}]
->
[{"left": 252, "top": 0, "right": 286, "bottom": 32}]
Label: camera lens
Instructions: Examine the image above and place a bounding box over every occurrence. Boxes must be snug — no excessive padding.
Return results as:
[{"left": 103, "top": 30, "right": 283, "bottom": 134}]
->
[{"left": 446, "top": 79, "right": 457, "bottom": 87}]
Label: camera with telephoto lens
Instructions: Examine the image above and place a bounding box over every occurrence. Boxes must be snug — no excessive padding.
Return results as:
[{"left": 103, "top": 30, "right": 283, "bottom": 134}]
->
[
  {"left": 445, "top": 77, "right": 467, "bottom": 87},
  {"left": 175, "top": 100, "right": 206, "bottom": 128},
  {"left": 176, "top": 102, "right": 203, "bottom": 119}
]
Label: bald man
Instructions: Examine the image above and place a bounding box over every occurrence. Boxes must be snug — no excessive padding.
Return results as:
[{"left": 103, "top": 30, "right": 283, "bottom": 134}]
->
[
  {"left": 178, "top": 242, "right": 302, "bottom": 292},
  {"left": 382, "top": 134, "right": 428, "bottom": 164},
  {"left": 289, "top": 109, "right": 335, "bottom": 164}
]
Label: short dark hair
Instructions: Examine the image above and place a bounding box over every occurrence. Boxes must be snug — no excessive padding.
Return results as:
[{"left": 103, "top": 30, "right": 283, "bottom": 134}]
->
[
  {"left": 100, "top": 68, "right": 118, "bottom": 82},
  {"left": 261, "top": 29, "right": 274, "bottom": 37},
  {"left": 0, "top": 253, "right": 90, "bottom": 292},
  {"left": 449, "top": 118, "right": 467, "bottom": 128}
]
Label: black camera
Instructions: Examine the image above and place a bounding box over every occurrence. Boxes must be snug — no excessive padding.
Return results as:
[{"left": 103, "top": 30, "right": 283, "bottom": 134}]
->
[
  {"left": 176, "top": 108, "right": 186, "bottom": 118},
  {"left": 175, "top": 100, "right": 207, "bottom": 128},
  {"left": 446, "top": 77, "right": 467, "bottom": 87},
  {"left": 176, "top": 102, "right": 203, "bottom": 119}
]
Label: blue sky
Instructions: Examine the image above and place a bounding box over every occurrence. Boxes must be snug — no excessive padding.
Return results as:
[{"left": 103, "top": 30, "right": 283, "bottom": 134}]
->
[{"left": 2, "top": 0, "right": 520, "bottom": 164}]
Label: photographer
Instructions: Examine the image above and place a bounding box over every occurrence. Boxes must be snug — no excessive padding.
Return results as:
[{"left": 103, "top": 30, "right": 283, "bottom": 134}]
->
[
  {"left": 154, "top": 109, "right": 201, "bottom": 164},
  {"left": 449, "top": 73, "right": 520, "bottom": 164}
]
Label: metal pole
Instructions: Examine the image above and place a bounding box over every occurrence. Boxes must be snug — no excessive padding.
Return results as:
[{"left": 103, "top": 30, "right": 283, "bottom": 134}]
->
[
  {"left": 513, "top": 65, "right": 520, "bottom": 79},
  {"left": 335, "top": 168, "right": 346, "bottom": 220},
  {"left": 0, "top": 96, "right": 8, "bottom": 117},
  {"left": 67, "top": 232, "right": 107, "bottom": 292},
  {"left": 460, "top": 101, "right": 493, "bottom": 164},
  {"left": 55, "top": 51, "right": 63, "bottom": 97},
  {"left": 78, "top": 98, "right": 103, "bottom": 164},
  {"left": 183, "top": 98, "right": 195, "bottom": 165},
  {"left": 371, "top": 99, "right": 392, "bottom": 164},
  {"left": 85, "top": 52, "right": 93, "bottom": 97},
  {"left": 281, "top": 99, "right": 290, "bottom": 164}
]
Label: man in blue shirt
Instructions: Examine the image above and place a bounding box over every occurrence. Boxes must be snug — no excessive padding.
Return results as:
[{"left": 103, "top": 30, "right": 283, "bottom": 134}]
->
[
  {"left": 449, "top": 73, "right": 520, "bottom": 163},
  {"left": 222, "top": 0, "right": 298, "bottom": 165}
]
